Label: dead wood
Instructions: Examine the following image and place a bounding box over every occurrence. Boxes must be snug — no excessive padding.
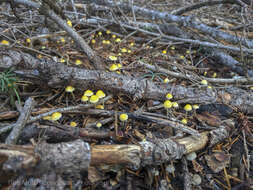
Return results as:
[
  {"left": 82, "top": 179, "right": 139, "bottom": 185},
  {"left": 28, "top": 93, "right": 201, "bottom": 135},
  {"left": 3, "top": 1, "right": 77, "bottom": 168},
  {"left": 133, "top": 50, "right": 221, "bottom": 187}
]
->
[{"left": 0, "top": 121, "right": 234, "bottom": 183}]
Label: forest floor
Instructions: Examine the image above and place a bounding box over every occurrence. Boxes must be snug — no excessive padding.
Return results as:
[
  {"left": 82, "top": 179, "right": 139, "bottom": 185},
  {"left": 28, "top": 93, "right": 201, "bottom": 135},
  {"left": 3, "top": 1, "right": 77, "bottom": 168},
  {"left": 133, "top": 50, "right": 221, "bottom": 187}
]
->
[{"left": 0, "top": 0, "right": 253, "bottom": 189}]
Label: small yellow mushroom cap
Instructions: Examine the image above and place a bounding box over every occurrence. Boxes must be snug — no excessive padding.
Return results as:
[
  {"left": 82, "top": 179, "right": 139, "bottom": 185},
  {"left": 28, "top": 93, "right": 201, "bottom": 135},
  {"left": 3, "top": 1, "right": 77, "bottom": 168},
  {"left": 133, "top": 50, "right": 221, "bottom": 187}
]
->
[
  {"left": 250, "top": 86, "right": 253, "bottom": 90},
  {"left": 98, "top": 31, "right": 102, "bottom": 36},
  {"left": 181, "top": 118, "right": 188, "bottom": 124},
  {"left": 109, "top": 64, "right": 118, "bottom": 71},
  {"left": 193, "top": 104, "right": 199, "bottom": 110},
  {"left": 170, "top": 46, "right": 175, "bottom": 50},
  {"left": 106, "top": 30, "right": 111, "bottom": 34},
  {"left": 96, "top": 105, "right": 104, "bottom": 109},
  {"left": 212, "top": 72, "right": 217, "bottom": 78},
  {"left": 96, "top": 122, "right": 102, "bottom": 128},
  {"left": 186, "top": 50, "right": 190, "bottom": 54},
  {"left": 172, "top": 102, "right": 179, "bottom": 108},
  {"left": 67, "top": 19, "right": 72, "bottom": 27},
  {"left": 102, "top": 40, "right": 106, "bottom": 44},
  {"left": 115, "top": 38, "right": 121, "bottom": 42},
  {"left": 201, "top": 79, "right": 208, "bottom": 85},
  {"left": 70, "top": 121, "right": 77, "bottom": 127},
  {"left": 117, "top": 64, "right": 122, "bottom": 68},
  {"left": 120, "top": 113, "right": 128, "bottom": 122},
  {"left": 26, "top": 38, "right": 31, "bottom": 43},
  {"left": 75, "top": 59, "right": 82, "bottom": 65},
  {"left": 89, "top": 95, "right": 99, "bottom": 103},
  {"left": 162, "top": 50, "right": 167, "bottom": 54},
  {"left": 96, "top": 90, "right": 106, "bottom": 98},
  {"left": 91, "top": 39, "right": 96, "bottom": 44},
  {"left": 60, "top": 37, "right": 65, "bottom": 43},
  {"left": 81, "top": 95, "right": 89, "bottom": 102},
  {"left": 130, "top": 42, "right": 134, "bottom": 46},
  {"left": 207, "top": 86, "right": 212, "bottom": 89},
  {"left": 180, "top": 55, "right": 185, "bottom": 59},
  {"left": 112, "top": 34, "right": 116, "bottom": 38},
  {"left": 121, "top": 48, "right": 127, "bottom": 53},
  {"left": 65, "top": 86, "right": 75, "bottom": 93},
  {"left": 105, "top": 40, "right": 111, "bottom": 44},
  {"left": 163, "top": 78, "right": 169, "bottom": 83},
  {"left": 1, "top": 40, "right": 10, "bottom": 45},
  {"left": 164, "top": 100, "right": 172, "bottom": 109},
  {"left": 109, "top": 55, "right": 117, "bottom": 61},
  {"left": 51, "top": 112, "right": 62, "bottom": 121},
  {"left": 184, "top": 104, "right": 192, "bottom": 112},
  {"left": 84, "top": 90, "right": 93, "bottom": 97},
  {"left": 166, "top": 93, "right": 173, "bottom": 100}
]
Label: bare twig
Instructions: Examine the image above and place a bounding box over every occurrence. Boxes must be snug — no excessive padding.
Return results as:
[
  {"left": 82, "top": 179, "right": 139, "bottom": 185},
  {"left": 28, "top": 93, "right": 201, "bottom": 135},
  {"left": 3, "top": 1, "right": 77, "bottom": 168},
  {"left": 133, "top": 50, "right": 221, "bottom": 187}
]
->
[{"left": 5, "top": 97, "right": 35, "bottom": 144}]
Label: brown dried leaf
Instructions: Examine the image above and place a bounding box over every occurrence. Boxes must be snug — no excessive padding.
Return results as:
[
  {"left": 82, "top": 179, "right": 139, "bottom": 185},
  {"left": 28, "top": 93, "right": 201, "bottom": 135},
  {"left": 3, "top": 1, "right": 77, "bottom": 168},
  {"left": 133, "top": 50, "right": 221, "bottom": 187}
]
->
[{"left": 205, "top": 152, "right": 231, "bottom": 173}]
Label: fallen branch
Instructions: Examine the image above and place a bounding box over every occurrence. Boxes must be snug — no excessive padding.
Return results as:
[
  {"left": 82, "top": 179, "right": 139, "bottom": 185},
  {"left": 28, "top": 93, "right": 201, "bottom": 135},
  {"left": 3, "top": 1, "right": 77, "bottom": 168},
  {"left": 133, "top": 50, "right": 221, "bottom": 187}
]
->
[{"left": 89, "top": 0, "right": 253, "bottom": 48}]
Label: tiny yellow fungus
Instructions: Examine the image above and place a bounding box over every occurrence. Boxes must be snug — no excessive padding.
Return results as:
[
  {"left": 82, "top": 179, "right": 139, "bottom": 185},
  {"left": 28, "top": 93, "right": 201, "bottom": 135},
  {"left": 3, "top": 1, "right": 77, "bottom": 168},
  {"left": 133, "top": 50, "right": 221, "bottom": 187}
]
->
[
  {"left": 1, "top": 40, "right": 10, "bottom": 45},
  {"left": 204, "top": 71, "right": 207, "bottom": 76},
  {"left": 67, "top": 19, "right": 72, "bottom": 27},
  {"left": 91, "top": 39, "right": 96, "bottom": 44},
  {"left": 70, "top": 121, "right": 77, "bottom": 127},
  {"left": 112, "top": 34, "right": 116, "bottom": 38},
  {"left": 105, "top": 40, "right": 111, "bottom": 44},
  {"left": 130, "top": 42, "right": 134, "bottom": 46},
  {"left": 172, "top": 102, "right": 179, "bottom": 108},
  {"left": 98, "top": 31, "right": 102, "bottom": 36},
  {"left": 186, "top": 50, "right": 190, "bottom": 54},
  {"left": 212, "top": 72, "right": 217, "bottom": 78},
  {"left": 60, "top": 37, "right": 65, "bottom": 43},
  {"left": 181, "top": 118, "right": 188, "bottom": 124},
  {"left": 180, "top": 55, "right": 185, "bottom": 59},
  {"left": 117, "top": 64, "right": 122, "bottom": 68},
  {"left": 119, "top": 113, "right": 128, "bottom": 122},
  {"left": 51, "top": 112, "right": 62, "bottom": 121},
  {"left": 164, "top": 100, "right": 172, "bottom": 109},
  {"left": 96, "top": 105, "right": 104, "bottom": 109},
  {"left": 121, "top": 48, "right": 127, "bottom": 53},
  {"left": 109, "top": 55, "right": 118, "bottom": 61},
  {"left": 41, "top": 46, "right": 46, "bottom": 49},
  {"left": 250, "top": 86, "right": 253, "bottom": 90},
  {"left": 201, "top": 79, "right": 208, "bottom": 85},
  {"left": 127, "top": 49, "right": 131, "bottom": 53},
  {"left": 109, "top": 64, "right": 118, "bottom": 71},
  {"left": 75, "top": 59, "right": 82, "bottom": 65},
  {"left": 106, "top": 30, "right": 111, "bottom": 34},
  {"left": 170, "top": 46, "right": 175, "bottom": 50},
  {"left": 115, "top": 38, "right": 121, "bottom": 42},
  {"left": 184, "top": 104, "right": 192, "bottom": 112},
  {"left": 193, "top": 104, "right": 199, "bottom": 110},
  {"left": 65, "top": 86, "right": 75, "bottom": 93},
  {"left": 162, "top": 50, "right": 167, "bottom": 54},
  {"left": 26, "top": 38, "right": 31, "bottom": 43},
  {"left": 118, "top": 53, "right": 122, "bottom": 56},
  {"left": 116, "top": 71, "right": 121, "bottom": 74},
  {"left": 84, "top": 90, "right": 93, "bottom": 97},
  {"left": 59, "top": 58, "right": 66, "bottom": 63},
  {"left": 164, "top": 78, "right": 170, "bottom": 83},
  {"left": 96, "top": 90, "right": 106, "bottom": 99},
  {"left": 96, "top": 122, "right": 102, "bottom": 128},
  {"left": 81, "top": 95, "right": 89, "bottom": 102},
  {"left": 89, "top": 95, "right": 99, "bottom": 104},
  {"left": 102, "top": 40, "right": 106, "bottom": 44},
  {"left": 166, "top": 93, "right": 173, "bottom": 100},
  {"left": 207, "top": 85, "right": 212, "bottom": 89}
]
